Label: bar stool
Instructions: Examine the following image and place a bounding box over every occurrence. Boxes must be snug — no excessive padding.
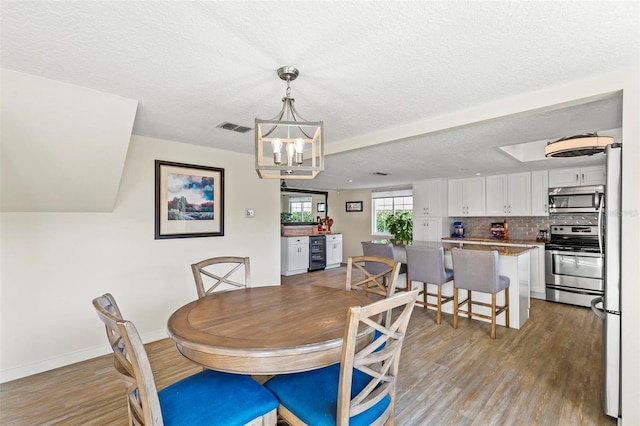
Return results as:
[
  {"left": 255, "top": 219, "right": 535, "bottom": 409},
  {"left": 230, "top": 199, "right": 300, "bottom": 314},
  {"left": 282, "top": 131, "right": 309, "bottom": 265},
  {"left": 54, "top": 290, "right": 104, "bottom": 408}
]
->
[
  {"left": 451, "top": 248, "right": 510, "bottom": 339},
  {"left": 405, "top": 245, "right": 454, "bottom": 324}
]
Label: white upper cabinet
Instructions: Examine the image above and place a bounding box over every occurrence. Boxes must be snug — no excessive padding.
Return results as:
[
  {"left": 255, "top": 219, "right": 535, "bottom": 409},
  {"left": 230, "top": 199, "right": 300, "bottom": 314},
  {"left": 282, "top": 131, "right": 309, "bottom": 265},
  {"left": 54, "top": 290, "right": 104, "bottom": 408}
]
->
[
  {"left": 412, "top": 179, "right": 446, "bottom": 217},
  {"left": 447, "top": 176, "right": 485, "bottom": 216},
  {"left": 413, "top": 217, "right": 444, "bottom": 242},
  {"left": 548, "top": 165, "right": 605, "bottom": 187},
  {"left": 485, "top": 172, "right": 531, "bottom": 216},
  {"left": 531, "top": 170, "right": 549, "bottom": 216}
]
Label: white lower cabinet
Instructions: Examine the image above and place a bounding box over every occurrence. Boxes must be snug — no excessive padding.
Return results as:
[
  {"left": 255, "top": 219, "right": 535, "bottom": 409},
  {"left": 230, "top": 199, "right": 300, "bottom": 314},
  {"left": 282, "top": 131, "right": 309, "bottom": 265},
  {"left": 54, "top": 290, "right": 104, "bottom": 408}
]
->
[
  {"left": 528, "top": 244, "right": 546, "bottom": 300},
  {"left": 281, "top": 236, "right": 309, "bottom": 276},
  {"left": 325, "top": 234, "right": 343, "bottom": 269}
]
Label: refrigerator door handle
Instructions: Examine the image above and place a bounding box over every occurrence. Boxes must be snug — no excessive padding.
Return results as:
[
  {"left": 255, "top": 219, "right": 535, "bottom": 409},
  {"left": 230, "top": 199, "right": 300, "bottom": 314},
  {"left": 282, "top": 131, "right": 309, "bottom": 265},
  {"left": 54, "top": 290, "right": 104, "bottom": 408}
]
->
[
  {"left": 597, "top": 194, "right": 604, "bottom": 254},
  {"left": 590, "top": 296, "right": 605, "bottom": 319}
]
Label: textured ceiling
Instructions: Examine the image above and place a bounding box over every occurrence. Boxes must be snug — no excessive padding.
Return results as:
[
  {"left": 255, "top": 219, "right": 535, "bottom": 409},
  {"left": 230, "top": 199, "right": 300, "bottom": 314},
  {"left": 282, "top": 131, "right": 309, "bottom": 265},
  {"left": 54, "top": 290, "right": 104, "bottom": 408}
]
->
[{"left": 2, "top": 1, "right": 638, "bottom": 190}]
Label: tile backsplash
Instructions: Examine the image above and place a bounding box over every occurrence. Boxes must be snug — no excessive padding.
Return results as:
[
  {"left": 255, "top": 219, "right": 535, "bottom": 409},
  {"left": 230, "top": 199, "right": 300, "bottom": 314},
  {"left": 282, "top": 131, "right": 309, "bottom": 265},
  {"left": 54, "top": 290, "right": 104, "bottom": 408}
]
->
[{"left": 448, "top": 214, "right": 598, "bottom": 240}]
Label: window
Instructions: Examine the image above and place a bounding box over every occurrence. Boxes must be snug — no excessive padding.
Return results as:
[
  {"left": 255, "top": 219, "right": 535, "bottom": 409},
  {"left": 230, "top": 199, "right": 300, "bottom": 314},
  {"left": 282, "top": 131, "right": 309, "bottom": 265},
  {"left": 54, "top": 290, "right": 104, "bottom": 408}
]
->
[
  {"left": 372, "top": 189, "right": 413, "bottom": 235},
  {"left": 288, "top": 196, "right": 312, "bottom": 222}
]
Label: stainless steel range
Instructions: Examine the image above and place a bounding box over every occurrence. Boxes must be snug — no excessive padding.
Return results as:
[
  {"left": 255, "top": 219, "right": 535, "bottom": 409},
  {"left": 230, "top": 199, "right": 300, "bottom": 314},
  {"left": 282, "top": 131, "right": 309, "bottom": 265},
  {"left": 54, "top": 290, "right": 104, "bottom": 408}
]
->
[{"left": 545, "top": 224, "right": 603, "bottom": 307}]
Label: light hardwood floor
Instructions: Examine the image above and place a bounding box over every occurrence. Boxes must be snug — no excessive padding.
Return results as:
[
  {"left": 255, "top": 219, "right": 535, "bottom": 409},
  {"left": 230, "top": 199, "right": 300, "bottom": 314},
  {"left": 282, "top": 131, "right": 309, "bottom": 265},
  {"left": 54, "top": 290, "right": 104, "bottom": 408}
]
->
[{"left": 1, "top": 266, "right": 615, "bottom": 425}]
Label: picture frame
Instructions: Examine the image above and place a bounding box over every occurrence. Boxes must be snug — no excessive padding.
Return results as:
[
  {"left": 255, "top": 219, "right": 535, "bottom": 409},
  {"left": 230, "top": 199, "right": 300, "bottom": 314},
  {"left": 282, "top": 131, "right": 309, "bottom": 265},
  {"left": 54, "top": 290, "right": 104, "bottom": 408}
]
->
[
  {"left": 155, "top": 160, "right": 224, "bottom": 239},
  {"left": 317, "top": 202, "right": 325, "bottom": 212},
  {"left": 345, "top": 201, "right": 363, "bottom": 212}
]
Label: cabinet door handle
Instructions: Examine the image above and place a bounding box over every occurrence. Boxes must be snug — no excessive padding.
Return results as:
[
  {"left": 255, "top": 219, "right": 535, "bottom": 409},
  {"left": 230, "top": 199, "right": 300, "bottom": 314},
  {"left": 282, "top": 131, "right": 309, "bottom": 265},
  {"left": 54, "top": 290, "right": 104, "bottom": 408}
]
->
[
  {"left": 582, "top": 173, "right": 585, "bottom": 182},
  {"left": 508, "top": 205, "right": 511, "bottom": 213},
  {"left": 576, "top": 173, "right": 579, "bottom": 183},
  {"left": 544, "top": 203, "right": 547, "bottom": 213},
  {"left": 504, "top": 205, "right": 507, "bottom": 213}
]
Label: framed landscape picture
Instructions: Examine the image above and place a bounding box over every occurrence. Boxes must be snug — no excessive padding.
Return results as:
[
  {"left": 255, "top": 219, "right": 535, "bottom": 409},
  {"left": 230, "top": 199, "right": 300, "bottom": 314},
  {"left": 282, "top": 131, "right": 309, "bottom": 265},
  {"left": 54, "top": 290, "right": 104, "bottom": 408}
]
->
[
  {"left": 155, "top": 160, "right": 224, "bottom": 239},
  {"left": 346, "top": 201, "right": 363, "bottom": 212}
]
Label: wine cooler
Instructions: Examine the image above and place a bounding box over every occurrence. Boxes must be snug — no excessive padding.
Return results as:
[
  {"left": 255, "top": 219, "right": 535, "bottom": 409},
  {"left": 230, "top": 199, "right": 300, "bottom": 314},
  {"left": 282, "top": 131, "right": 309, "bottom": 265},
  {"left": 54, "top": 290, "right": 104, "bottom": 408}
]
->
[{"left": 308, "top": 235, "right": 326, "bottom": 271}]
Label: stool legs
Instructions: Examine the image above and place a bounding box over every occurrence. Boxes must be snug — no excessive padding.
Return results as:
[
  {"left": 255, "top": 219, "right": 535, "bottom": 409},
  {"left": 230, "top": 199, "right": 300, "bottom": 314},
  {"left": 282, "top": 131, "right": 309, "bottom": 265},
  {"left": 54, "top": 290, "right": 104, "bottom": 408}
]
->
[
  {"left": 491, "top": 293, "right": 496, "bottom": 339},
  {"left": 453, "top": 288, "right": 459, "bottom": 329},
  {"left": 436, "top": 286, "right": 442, "bottom": 325},
  {"left": 505, "top": 287, "right": 510, "bottom": 328},
  {"left": 453, "top": 287, "right": 509, "bottom": 339}
]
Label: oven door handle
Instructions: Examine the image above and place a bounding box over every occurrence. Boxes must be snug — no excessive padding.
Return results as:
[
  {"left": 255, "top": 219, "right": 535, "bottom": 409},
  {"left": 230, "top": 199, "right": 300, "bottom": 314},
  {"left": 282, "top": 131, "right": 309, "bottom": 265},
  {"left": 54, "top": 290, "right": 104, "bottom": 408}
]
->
[{"left": 590, "top": 296, "right": 605, "bottom": 319}]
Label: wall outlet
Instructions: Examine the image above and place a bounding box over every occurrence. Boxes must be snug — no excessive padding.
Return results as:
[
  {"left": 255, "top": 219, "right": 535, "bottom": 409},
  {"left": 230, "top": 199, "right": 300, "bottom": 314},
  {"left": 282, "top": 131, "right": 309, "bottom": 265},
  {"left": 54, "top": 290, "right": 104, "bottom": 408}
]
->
[{"left": 245, "top": 208, "right": 255, "bottom": 218}]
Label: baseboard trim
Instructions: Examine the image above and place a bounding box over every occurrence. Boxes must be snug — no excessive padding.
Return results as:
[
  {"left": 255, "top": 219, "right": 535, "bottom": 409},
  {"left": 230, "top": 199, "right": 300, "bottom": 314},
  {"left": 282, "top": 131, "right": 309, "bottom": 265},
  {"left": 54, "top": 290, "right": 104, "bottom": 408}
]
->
[{"left": 0, "top": 328, "right": 168, "bottom": 384}]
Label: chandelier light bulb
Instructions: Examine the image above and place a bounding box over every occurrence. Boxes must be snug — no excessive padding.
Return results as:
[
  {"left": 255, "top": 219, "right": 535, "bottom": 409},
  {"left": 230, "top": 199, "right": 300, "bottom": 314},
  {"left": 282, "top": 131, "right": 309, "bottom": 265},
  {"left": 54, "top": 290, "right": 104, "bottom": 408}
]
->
[
  {"left": 271, "top": 138, "right": 282, "bottom": 165},
  {"left": 286, "top": 141, "right": 295, "bottom": 167},
  {"left": 294, "top": 138, "right": 304, "bottom": 165}
]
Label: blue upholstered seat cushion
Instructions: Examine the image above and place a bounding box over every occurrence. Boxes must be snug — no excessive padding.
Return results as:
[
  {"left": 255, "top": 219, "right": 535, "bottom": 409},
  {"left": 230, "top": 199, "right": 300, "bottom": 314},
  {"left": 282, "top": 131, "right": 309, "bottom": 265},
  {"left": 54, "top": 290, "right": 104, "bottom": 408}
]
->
[
  {"left": 158, "top": 370, "right": 278, "bottom": 426},
  {"left": 264, "top": 363, "right": 390, "bottom": 426}
]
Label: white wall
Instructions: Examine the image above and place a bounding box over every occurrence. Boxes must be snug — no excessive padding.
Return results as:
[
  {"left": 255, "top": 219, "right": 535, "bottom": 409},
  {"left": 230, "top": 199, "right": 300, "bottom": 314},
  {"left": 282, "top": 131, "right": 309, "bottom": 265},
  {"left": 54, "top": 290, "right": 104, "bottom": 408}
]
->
[
  {"left": 329, "top": 189, "right": 375, "bottom": 260},
  {"left": 0, "top": 135, "right": 280, "bottom": 382}
]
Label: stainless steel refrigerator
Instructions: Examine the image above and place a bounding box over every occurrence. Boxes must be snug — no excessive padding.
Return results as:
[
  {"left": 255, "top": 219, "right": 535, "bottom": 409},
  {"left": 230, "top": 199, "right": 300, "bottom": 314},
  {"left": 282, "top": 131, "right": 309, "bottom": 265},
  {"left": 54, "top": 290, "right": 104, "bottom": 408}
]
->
[{"left": 591, "top": 142, "right": 622, "bottom": 419}]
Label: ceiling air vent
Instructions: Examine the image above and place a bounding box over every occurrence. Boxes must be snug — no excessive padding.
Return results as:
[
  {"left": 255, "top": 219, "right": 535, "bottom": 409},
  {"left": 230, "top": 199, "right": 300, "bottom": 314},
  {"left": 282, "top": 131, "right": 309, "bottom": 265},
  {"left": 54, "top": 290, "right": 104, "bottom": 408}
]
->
[{"left": 216, "top": 122, "right": 253, "bottom": 133}]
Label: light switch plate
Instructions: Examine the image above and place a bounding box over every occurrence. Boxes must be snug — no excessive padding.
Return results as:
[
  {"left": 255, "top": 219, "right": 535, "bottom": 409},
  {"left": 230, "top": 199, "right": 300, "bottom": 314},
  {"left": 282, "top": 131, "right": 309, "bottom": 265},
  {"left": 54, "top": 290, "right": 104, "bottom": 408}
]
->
[{"left": 245, "top": 208, "right": 255, "bottom": 218}]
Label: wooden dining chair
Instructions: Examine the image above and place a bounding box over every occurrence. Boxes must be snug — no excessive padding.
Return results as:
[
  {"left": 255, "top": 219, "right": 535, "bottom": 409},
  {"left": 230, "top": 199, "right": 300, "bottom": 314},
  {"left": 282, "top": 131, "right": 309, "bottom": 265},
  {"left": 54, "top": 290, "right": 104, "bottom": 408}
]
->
[
  {"left": 92, "top": 293, "right": 278, "bottom": 425},
  {"left": 264, "top": 289, "right": 419, "bottom": 426},
  {"left": 191, "top": 256, "right": 251, "bottom": 299},
  {"left": 451, "top": 248, "right": 510, "bottom": 339},
  {"left": 346, "top": 255, "right": 401, "bottom": 299}
]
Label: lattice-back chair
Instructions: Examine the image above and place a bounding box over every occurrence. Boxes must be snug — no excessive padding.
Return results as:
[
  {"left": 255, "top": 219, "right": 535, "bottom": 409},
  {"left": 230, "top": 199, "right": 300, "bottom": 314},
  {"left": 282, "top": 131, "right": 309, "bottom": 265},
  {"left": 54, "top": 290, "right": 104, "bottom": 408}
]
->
[
  {"left": 346, "top": 255, "right": 401, "bottom": 300},
  {"left": 92, "top": 293, "right": 278, "bottom": 425},
  {"left": 264, "top": 290, "right": 419, "bottom": 425},
  {"left": 191, "top": 256, "right": 251, "bottom": 299}
]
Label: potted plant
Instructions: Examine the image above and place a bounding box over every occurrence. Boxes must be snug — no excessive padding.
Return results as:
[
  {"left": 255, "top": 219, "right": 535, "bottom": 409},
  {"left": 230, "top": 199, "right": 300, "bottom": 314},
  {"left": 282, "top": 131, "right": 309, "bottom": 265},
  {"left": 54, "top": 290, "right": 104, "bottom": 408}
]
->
[
  {"left": 384, "top": 211, "right": 413, "bottom": 245},
  {"left": 280, "top": 212, "right": 295, "bottom": 223}
]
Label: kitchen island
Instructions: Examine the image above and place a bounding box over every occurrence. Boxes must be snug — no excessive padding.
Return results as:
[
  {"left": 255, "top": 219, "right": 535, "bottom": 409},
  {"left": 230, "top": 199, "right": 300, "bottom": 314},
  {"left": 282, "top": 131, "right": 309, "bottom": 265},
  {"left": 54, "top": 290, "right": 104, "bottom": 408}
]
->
[{"left": 388, "top": 240, "right": 531, "bottom": 329}]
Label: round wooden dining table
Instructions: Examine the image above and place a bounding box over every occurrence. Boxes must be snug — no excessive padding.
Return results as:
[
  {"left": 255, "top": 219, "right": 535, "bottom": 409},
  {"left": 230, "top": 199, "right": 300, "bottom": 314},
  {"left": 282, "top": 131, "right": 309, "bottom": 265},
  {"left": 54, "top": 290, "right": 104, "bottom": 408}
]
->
[{"left": 167, "top": 285, "right": 373, "bottom": 375}]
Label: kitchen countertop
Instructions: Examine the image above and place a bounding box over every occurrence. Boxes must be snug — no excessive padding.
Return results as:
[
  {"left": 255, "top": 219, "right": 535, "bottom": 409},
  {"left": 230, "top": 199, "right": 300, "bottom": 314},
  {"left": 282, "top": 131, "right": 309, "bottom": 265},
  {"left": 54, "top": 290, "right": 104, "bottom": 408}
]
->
[
  {"left": 441, "top": 237, "right": 545, "bottom": 245},
  {"left": 411, "top": 240, "right": 533, "bottom": 256},
  {"left": 370, "top": 239, "right": 534, "bottom": 257}
]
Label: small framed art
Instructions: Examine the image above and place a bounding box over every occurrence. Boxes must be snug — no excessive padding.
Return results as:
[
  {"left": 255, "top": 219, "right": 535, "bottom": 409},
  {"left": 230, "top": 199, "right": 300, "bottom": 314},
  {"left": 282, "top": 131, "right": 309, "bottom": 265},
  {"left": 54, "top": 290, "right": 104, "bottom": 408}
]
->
[
  {"left": 345, "top": 201, "right": 363, "bottom": 212},
  {"left": 155, "top": 160, "right": 224, "bottom": 239}
]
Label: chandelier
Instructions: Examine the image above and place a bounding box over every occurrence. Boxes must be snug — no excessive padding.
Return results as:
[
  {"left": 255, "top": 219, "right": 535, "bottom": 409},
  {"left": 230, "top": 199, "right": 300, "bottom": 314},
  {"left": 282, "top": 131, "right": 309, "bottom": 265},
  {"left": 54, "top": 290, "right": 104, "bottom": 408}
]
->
[{"left": 255, "top": 66, "right": 324, "bottom": 179}]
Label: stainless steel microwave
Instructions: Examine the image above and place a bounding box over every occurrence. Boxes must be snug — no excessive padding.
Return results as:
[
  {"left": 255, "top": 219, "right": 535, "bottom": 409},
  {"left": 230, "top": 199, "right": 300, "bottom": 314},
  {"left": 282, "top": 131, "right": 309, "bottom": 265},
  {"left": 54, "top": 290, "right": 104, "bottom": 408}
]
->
[{"left": 548, "top": 185, "right": 604, "bottom": 214}]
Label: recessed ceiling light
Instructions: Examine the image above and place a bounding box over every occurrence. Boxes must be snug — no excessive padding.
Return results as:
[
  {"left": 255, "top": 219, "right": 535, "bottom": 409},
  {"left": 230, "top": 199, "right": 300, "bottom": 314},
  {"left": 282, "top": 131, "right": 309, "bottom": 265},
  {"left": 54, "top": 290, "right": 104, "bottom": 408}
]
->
[{"left": 475, "top": 172, "right": 481, "bottom": 176}]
